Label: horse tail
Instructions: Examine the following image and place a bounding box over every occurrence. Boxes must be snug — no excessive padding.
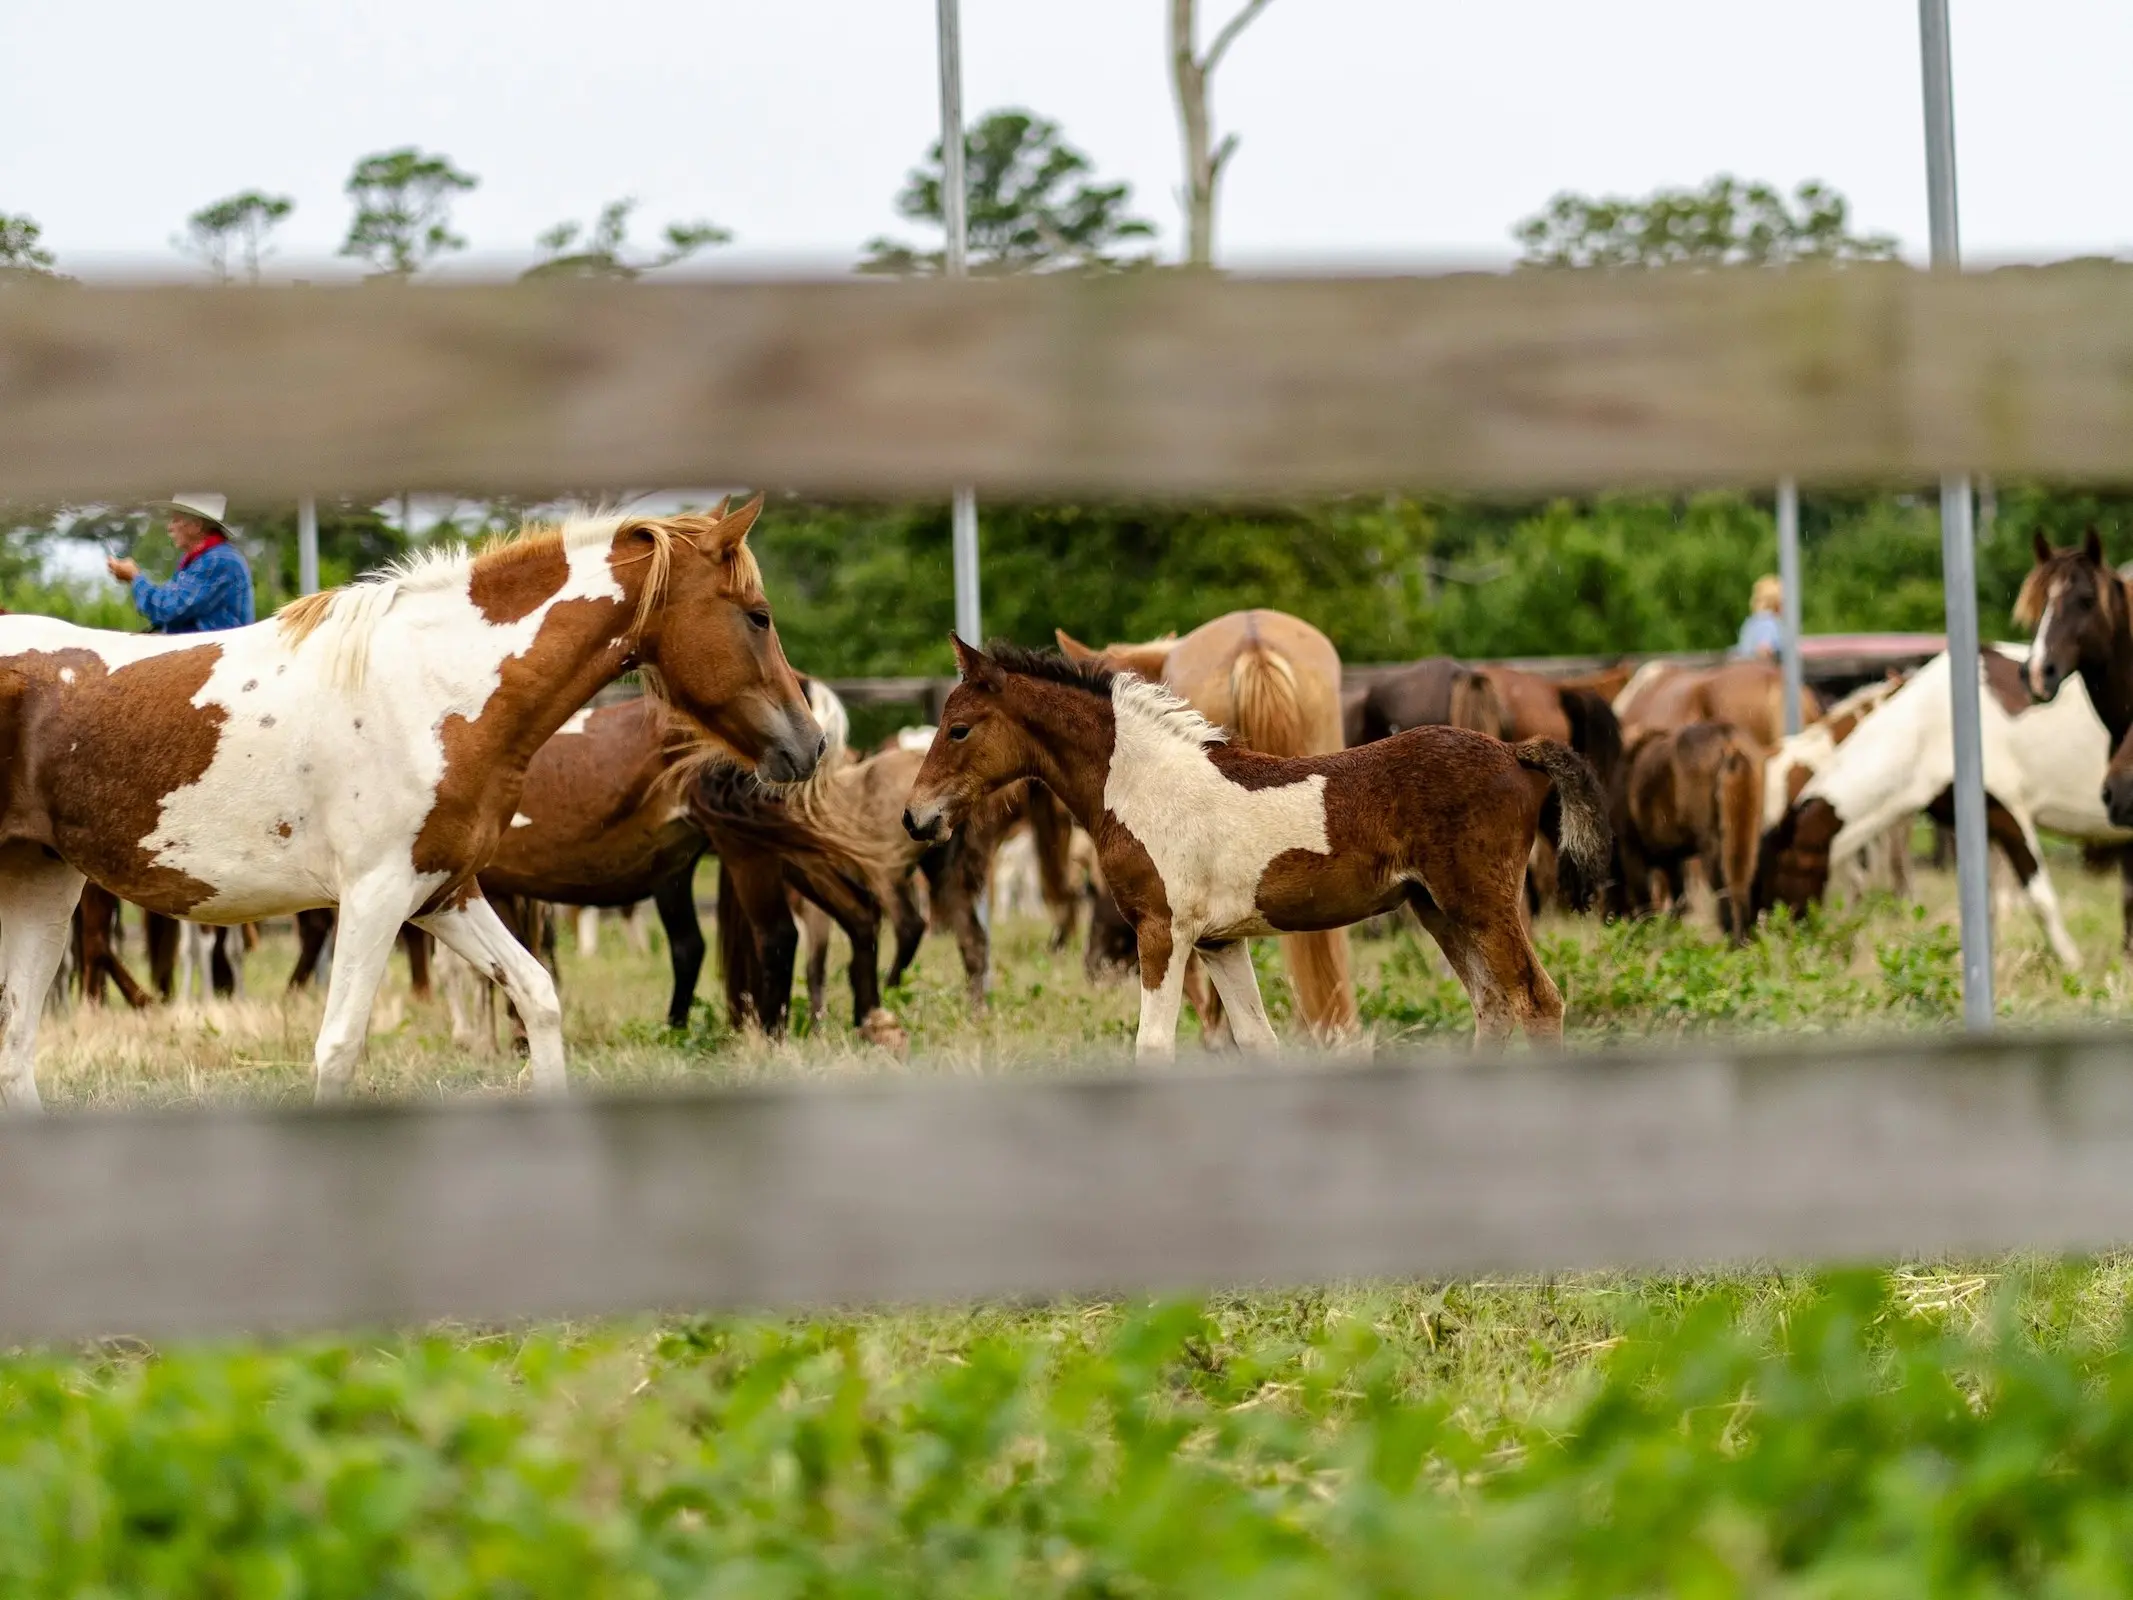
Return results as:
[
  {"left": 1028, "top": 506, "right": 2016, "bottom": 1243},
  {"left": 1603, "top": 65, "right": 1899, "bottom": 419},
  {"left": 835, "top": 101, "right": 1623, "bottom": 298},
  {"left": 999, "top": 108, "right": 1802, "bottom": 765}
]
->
[
  {"left": 1556, "top": 686, "right": 1626, "bottom": 789},
  {"left": 1228, "top": 644, "right": 1306, "bottom": 755},
  {"left": 1713, "top": 735, "right": 1764, "bottom": 942},
  {"left": 1449, "top": 669, "right": 1507, "bottom": 739},
  {"left": 1513, "top": 739, "right": 1613, "bottom": 913}
]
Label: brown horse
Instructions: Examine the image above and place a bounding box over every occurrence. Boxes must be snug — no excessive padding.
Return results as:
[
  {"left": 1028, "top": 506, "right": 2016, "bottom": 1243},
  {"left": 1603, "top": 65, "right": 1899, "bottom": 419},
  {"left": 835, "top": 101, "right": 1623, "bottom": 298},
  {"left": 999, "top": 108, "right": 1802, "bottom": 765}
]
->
[
  {"left": 906, "top": 641, "right": 1610, "bottom": 1056},
  {"left": 1615, "top": 659, "right": 1822, "bottom": 749},
  {"left": 1058, "top": 609, "right": 1360, "bottom": 1042},
  {"left": 1619, "top": 723, "right": 1765, "bottom": 942}
]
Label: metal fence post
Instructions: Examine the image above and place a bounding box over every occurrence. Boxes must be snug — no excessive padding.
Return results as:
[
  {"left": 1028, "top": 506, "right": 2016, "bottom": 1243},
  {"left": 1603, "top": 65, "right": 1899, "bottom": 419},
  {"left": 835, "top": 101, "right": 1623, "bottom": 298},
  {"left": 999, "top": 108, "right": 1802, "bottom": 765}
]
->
[
  {"left": 937, "top": 0, "right": 982, "bottom": 648},
  {"left": 1777, "top": 478, "right": 1803, "bottom": 736},
  {"left": 1921, "top": 0, "right": 1993, "bottom": 1028},
  {"left": 296, "top": 495, "right": 320, "bottom": 595}
]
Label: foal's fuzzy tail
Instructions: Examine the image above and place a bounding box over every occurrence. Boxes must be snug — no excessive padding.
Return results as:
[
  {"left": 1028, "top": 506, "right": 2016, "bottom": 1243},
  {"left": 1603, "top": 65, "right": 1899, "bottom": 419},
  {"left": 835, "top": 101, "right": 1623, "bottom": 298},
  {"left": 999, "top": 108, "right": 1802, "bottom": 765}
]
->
[{"left": 1513, "top": 739, "right": 1614, "bottom": 913}]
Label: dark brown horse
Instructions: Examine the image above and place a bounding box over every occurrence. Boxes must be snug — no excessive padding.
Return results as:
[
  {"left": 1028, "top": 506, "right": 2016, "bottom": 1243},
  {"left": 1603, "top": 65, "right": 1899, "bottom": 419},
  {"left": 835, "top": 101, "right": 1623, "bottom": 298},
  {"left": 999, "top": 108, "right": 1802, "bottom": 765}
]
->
[
  {"left": 907, "top": 640, "right": 1611, "bottom": 1055},
  {"left": 1346, "top": 659, "right": 1502, "bottom": 745}
]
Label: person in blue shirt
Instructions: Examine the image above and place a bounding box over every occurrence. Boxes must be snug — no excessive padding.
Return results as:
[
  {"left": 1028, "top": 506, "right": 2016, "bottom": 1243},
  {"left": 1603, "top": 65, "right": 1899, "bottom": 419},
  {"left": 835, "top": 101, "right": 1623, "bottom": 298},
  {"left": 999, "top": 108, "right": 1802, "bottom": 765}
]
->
[
  {"left": 1734, "top": 573, "right": 1786, "bottom": 661},
  {"left": 106, "top": 493, "right": 255, "bottom": 634}
]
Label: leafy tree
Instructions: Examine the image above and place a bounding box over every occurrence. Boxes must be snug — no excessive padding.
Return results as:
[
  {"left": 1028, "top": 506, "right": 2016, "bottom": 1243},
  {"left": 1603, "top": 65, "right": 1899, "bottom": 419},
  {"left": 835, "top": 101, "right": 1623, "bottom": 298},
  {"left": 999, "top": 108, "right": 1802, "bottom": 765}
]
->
[
  {"left": 340, "top": 148, "right": 478, "bottom": 278},
  {"left": 1514, "top": 176, "right": 1898, "bottom": 269},
  {"left": 861, "top": 110, "right": 1155, "bottom": 276},
  {"left": 233, "top": 497, "right": 406, "bottom": 606},
  {"left": 0, "top": 213, "right": 65, "bottom": 285},
  {"left": 179, "top": 191, "right": 295, "bottom": 284},
  {"left": 523, "top": 198, "right": 730, "bottom": 282},
  {"left": 1170, "top": 0, "right": 1279, "bottom": 267}
]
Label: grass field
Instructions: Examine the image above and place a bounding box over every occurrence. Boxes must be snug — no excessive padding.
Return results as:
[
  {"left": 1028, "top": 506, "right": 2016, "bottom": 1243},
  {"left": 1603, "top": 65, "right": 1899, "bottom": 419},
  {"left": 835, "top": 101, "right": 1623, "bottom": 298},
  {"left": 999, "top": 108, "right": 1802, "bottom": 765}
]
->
[{"left": 16, "top": 842, "right": 2133, "bottom": 1593}]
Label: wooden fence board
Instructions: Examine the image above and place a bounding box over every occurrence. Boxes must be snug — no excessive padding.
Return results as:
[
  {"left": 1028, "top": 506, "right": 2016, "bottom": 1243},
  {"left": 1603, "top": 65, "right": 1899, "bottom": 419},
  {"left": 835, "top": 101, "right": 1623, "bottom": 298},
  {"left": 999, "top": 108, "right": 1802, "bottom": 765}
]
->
[
  {"left": 3, "top": 266, "right": 2132, "bottom": 503},
  {"left": 6, "top": 1033, "right": 2133, "bottom": 1340}
]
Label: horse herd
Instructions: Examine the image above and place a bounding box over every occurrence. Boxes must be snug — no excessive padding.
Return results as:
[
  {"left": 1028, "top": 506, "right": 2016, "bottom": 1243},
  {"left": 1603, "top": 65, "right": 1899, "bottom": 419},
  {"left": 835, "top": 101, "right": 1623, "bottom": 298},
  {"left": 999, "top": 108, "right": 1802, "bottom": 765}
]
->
[{"left": 0, "top": 508, "right": 2125, "bottom": 1105}]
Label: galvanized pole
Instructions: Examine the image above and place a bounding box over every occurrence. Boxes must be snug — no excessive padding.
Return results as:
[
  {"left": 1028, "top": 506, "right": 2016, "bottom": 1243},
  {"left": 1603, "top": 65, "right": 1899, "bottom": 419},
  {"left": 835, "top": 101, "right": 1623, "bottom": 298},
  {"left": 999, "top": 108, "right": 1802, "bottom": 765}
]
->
[
  {"left": 937, "top": 0, "right": 982, "bottom": 647},
  {"left": 1921, "top": 0, "right": 1993, "bottom": 1029},
  {"left": 296, "top": 495, "right": 320, "bottom": 595},
  {"left": 1777, "top": 478, "right": 1804, "bottom": 736}
]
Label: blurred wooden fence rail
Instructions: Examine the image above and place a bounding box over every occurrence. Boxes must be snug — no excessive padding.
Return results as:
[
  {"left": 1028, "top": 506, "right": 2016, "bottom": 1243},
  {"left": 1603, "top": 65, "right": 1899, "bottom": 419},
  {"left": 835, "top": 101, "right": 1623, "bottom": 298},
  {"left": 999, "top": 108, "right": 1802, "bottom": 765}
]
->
[
  {"left": 10, "top": 1036, "right": 2133, "bottom": 1341},
  {"left": 3, "top": 264, "right": 2133, "bottom": 505}
]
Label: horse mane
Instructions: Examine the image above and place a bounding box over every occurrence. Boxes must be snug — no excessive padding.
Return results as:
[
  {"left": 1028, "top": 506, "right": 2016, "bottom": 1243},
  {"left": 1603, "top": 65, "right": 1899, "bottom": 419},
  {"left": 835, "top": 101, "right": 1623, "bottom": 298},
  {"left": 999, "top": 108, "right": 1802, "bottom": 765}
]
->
[
  {"left": 275, "top": 508, "right": 763, "bottom": 690},
  {"left": 983, "top": 641, "right": 1228, "bottom": 749}
]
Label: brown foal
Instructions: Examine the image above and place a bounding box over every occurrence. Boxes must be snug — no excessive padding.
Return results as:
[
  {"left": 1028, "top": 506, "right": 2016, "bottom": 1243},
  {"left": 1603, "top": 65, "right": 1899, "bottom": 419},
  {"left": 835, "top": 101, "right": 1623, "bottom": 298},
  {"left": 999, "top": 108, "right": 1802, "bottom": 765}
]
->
[{"left": 905, "top": 640, "right": 1611, "bottom": 1058}]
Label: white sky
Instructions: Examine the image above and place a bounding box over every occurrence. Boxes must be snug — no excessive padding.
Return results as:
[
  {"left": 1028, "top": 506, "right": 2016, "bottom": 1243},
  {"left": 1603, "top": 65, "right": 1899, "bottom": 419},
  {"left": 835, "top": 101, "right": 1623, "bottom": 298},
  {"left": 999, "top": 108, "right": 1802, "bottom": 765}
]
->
[{"left": 6, "top": 1, "right": 2129, "bottom": 281}]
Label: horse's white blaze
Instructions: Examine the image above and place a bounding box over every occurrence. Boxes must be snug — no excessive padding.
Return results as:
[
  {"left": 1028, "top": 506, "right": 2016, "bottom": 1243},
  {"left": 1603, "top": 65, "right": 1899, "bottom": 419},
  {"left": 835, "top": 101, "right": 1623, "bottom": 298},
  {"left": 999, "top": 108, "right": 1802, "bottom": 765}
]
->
[
  {"left": 1102, "top": 675, "right": 1330, "bottom": 942},
  {"left": 556, "top": 708, "right": 594, "bottom": 737},
  {"left": 510, "top": 813, "right": 533, "bottom": 828},
  {"left": 2029, "top": 587, "right": 2059, "bottom": 698},
  {"left": 132, "top": 539, "right": 627, "bottom": 921}
]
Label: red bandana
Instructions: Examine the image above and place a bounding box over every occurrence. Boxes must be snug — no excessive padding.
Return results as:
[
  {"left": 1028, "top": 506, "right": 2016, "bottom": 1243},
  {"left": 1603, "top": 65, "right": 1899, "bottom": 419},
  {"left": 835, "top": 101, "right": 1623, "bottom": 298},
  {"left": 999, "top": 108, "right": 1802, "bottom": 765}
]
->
[{"left": 178, "top": 531, "right": 228, "bottom": 570}]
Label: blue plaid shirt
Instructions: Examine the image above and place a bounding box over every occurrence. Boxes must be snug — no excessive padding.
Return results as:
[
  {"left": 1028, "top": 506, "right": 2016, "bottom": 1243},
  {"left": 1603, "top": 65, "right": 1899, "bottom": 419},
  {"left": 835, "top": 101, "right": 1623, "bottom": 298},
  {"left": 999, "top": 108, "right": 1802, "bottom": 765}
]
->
[{"left": 131, "top": 537, "right": 255, "bottom": 634}]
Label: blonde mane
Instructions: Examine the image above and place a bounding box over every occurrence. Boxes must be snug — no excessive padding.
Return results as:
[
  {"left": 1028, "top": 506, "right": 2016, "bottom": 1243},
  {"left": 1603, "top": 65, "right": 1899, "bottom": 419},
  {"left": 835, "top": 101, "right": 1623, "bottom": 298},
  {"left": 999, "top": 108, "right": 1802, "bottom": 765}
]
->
[
  {"left": 275, "top": 507, "right": 763, "bottom": 690},
  {"left": 1111, "top": 671, "right": 1228, "bottom": 750}
]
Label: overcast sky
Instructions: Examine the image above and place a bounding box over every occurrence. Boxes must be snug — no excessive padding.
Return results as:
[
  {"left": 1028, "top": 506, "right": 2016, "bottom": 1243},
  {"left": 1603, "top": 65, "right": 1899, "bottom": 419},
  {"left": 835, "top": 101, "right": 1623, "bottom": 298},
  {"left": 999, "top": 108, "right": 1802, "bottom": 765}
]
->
[{"left": 6, "top": 1, "right": 2129, "bottom": 282}]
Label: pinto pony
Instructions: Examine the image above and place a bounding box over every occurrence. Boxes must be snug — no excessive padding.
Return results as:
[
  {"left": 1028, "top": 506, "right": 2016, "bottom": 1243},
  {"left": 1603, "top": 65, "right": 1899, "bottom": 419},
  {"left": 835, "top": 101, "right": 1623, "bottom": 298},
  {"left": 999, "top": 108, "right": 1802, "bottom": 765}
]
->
[
  {"left": 905, "top": 640, "right": 1610, "bottom": 1058},
  {"left": 0, "top": 497, "right": 819, "bottom": 1107},
  {"left": 1058, "top": 610, "right": 1360, "bottom": 1042}
]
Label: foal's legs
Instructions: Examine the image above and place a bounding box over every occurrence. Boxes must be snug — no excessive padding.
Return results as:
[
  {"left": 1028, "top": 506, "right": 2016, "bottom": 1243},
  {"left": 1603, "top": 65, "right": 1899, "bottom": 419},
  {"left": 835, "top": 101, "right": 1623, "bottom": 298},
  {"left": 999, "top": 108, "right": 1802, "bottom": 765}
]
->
[
  {"left": 651, "top": 868, "right": 706, "bottom": 1031},
  {"left": 1197, "top": 940, "right": 1279, "bottom": 1052},
  {"left": 0, "top": 850, "right": 85, "bottom": 1111},
  {"left": 1133, "top": 922, "right": 1193, "bottom": 1062},
  {"left": 419, "top": 895, "right": 567, "bottom": 1095},
  {"left": 1409, "top": 869, "right": 1565, "bottom": 1046}
]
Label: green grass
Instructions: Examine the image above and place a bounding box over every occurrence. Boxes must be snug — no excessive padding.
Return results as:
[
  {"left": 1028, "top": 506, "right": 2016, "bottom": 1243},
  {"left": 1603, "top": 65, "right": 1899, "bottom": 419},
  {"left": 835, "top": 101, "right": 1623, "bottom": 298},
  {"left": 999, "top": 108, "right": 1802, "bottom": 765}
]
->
[{"left": 20, "top": 848, "right": 2133, "bottom": 1593}]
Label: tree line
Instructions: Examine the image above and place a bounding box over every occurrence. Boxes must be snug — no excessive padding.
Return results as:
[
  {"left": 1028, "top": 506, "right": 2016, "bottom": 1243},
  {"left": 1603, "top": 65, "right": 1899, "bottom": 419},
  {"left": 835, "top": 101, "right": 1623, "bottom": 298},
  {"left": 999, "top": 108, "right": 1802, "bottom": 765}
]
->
[{"left": 6, "top": 0, "right": 2121, "bottom": 673}]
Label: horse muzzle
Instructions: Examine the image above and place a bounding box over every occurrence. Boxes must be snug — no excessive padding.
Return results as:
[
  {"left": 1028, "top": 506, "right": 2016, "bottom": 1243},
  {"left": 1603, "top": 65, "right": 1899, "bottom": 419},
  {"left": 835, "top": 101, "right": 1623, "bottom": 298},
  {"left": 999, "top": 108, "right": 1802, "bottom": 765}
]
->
[
  {"left": 2105, "top": 773, "right": 2133, "bottom": 830},
  {"left": 757, "top": 709, "right": 826, "bottom": 786},
  {"left": 902, "top": 800, "right": 950, "bottom": 843}
]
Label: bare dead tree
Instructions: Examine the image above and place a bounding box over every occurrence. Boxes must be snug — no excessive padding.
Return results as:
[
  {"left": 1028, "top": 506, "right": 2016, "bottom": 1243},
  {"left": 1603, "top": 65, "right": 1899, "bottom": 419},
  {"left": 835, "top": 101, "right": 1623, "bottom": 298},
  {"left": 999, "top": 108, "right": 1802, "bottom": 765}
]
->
[{"left": 1169, "top": 0, "right": 1278, "bottom": 268}]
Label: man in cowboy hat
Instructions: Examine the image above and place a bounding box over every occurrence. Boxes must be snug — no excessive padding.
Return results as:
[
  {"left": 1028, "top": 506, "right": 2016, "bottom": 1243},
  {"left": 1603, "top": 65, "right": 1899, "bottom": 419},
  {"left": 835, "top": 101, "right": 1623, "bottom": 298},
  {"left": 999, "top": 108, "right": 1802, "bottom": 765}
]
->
[{"left": 106, "top": 493, "right": 255, "bottom": 634}]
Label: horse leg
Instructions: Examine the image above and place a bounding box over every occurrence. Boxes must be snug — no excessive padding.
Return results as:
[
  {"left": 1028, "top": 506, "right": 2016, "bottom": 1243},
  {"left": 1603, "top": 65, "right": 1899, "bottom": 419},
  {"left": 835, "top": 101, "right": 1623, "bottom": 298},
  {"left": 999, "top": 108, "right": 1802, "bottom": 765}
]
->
[
  {"left": 1182, "top": 955, "right": 1233, "bottom": 1049},
  {"left": 885, "top": 875, "right": 927, "bottom": 991},
  {"left": 798, "top": 895, "right": 834, "bottom": 1025},
  {"left": 419, "top": 896, "right": 567, "bottom": 1095},
  {"left": 288, "top": 908, "right": 333, "bottom": 992},
  {"left": 1983, "top": 804, "right": 2079, "bottom": 967},
  {"left": 400, "top": 925, "right": 434, "bottom": 1001},
  {"left": 1132, "top": 919, "right": 1191, "bottom": 1063},
  {"left": 1408, "top": 893, "right": 1514, "bottom": 1044},
  {"left": 210, "top": 926, "right": 239, "bottom": 998},
  {"left": 931, "top": 841, "right": 991, "bottom": 1012},
  {"left": 2119, "top": 846, "right": 2133, "bottom": 956},
  {"left": 1197, "top": 939, "right": 1279, "bottom": 1053},
  {"left": 1027, "top": 783, "right": 1080, "bottom": 952},
  {"left": 652, "top": 869, "right": 705, "bottom": 1031},
  {"left": 0, "top": 850, "right": 85, "bottom": 1111},
  {"left": 310, "top": 880, "right": 418, "bottom": 1101}
]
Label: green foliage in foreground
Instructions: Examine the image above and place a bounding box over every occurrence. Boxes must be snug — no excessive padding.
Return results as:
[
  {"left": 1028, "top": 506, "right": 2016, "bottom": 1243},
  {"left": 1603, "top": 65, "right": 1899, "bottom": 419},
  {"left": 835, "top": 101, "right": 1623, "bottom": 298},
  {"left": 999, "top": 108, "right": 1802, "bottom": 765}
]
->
[{"left": 10, "top": 1268, "right": 2133, "bottom": 1594}]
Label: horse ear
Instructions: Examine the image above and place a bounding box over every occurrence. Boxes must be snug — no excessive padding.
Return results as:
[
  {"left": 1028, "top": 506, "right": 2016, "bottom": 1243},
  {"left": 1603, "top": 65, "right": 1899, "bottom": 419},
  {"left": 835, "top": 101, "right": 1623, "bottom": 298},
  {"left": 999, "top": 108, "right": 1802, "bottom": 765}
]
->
[
  {"left": 2086, "top": 526, "right": 2107, "bottom": 566},
  {"left": 1055, "top": 629, "right": 1099, "bottom": 662},
  {"left": 2034, "top": 529, "right": 2054, "bottom": 565},
  {"left": 703, "top": 494, "right": 765, "bottom": 551},
  {"left": 950, "top": 633, "right": 1004, "bottom": 689}
]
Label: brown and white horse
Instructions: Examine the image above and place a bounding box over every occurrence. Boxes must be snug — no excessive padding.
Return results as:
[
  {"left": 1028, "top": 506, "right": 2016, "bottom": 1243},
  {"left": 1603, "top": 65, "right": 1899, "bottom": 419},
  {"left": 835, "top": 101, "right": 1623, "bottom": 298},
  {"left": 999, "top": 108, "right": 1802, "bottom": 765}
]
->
[
  {"left": 1058, "top": 609, "right": 1360, "bottom": 1043},
  {"left": 0, "top": 498, "right": 819, "bottom": 1107},
  {"left": 905, "top": 640, "right": 1610, "bottom": 1058}
]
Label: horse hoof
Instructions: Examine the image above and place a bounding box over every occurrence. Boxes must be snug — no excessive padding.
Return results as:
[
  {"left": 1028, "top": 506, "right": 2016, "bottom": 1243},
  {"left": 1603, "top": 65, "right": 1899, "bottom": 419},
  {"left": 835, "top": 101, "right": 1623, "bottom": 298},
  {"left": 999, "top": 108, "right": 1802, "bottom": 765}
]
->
[{"left": 859, "top": 1008, "right": 909, "bottom": 1056}]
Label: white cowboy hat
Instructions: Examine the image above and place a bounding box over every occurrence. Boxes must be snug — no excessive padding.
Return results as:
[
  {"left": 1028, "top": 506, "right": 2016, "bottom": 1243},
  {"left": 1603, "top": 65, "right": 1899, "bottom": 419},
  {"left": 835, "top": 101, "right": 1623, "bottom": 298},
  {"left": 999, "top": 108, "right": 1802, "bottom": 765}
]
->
[{"left": 161, "top": 493, "right": 229, "bottom": 531}]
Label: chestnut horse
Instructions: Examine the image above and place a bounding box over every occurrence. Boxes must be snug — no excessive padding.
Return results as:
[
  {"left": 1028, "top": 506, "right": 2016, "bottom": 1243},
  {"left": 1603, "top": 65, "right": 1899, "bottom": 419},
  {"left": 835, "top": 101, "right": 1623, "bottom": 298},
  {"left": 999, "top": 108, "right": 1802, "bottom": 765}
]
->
[
  {"left": 0, "top": 497, "right": 819, "bottom": 1108},
  {"left": 1058, "top": 610, "right": 1360, "bottom": 1042},
  {"left": 1615, "top": 659, "right": 1822, "bottom": 748},
  {"left": 905, "top": 641, "right": 1610, "bottom": 1057},
  {"left": 1619, "top": 723, "right": 1765, "bottom": 942}
]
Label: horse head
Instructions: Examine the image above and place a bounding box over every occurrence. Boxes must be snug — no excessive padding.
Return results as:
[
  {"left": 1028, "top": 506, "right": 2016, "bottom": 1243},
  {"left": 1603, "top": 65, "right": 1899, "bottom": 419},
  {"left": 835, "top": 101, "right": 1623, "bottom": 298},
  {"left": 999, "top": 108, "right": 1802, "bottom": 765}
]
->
[
  {"left": 2017, "top": 526, "right": 2123, "bottom": 704},
  {"left": 625, "top": 496, "right": 822, "bottom": 784}
]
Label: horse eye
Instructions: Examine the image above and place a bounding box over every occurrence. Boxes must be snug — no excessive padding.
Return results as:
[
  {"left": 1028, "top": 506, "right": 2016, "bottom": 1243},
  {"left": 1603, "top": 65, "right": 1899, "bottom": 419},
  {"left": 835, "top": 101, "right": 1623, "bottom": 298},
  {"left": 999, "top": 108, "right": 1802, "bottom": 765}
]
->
[
  {"left": 949, "top": 724, "right": 971, "bottom": 741},
  {"left": 746, "top": 609, "right": 771, "bottom": 630}
]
